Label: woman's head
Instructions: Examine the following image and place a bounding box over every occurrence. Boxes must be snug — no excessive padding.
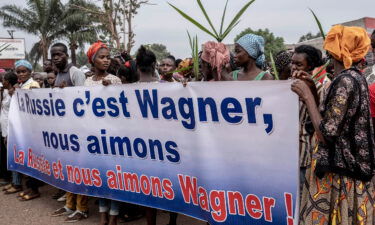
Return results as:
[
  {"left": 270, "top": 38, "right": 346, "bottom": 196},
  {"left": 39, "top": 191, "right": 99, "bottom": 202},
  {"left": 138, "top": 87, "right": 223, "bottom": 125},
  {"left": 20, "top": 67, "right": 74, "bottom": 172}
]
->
[
  {"left": 324, "top": 25, "right": 371, "bottom": 72},
  {"left": 201, "top": 41, "right": 230, "bottom": 80},
  {"left": 291, "top": 45, "right": 323, "bottom": 74},
  {"left": 274, "top": 50, "right": 293, "bottom": 80},
  {"left": 235, "top": 34, "right": 265, "bottom": 69},
  {"left": 159, "top": 56, "right": 176, "bottom": 78},
  {"left": 14, "top": 59, "right": 32, "bottom": 83},
  {"left": 3, "top": 71, "right": 18, "bottom": 88},
  {"left": 136, "top": 45, "right": 156, "bottom": 74},
  {"left": 87, "top": 41, "right": 110, "bottom": 71}
]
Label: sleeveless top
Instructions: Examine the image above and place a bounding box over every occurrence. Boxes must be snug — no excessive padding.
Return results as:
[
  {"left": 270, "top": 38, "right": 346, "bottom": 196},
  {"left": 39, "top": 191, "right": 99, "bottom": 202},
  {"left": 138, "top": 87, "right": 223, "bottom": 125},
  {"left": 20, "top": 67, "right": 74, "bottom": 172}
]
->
[{"left": 232, "top": 70, "right": 267, "bottom": 81}]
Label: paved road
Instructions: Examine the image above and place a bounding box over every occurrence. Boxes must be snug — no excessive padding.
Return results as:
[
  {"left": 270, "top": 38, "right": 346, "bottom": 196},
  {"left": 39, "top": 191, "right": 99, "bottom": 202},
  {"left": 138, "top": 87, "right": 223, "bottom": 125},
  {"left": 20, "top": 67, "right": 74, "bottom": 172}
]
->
[{"left": 0, "top": 184, "right": 206, "bottom": 225}]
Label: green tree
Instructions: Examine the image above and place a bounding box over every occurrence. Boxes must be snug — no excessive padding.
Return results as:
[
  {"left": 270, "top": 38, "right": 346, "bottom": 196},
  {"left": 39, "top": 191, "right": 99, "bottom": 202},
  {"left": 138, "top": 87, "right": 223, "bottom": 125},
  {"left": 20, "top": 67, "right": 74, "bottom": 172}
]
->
[
  {"left": 234, "top": 28, "right": 285, "bottom": 61},
  {"left": 76, "top": 50, "right": 89, "bottom": 67},
  {"left": 60, "top": 0, "right": 100, "bottom": 65},
  {"left": 0, "top": 0, "right": 65, "bottom": 64},
  {"left": 298, "top": 32, "right": 322, "bottom": 43},
  {"left": 145, "top": 44, "right": 170, "bottom": 61}
]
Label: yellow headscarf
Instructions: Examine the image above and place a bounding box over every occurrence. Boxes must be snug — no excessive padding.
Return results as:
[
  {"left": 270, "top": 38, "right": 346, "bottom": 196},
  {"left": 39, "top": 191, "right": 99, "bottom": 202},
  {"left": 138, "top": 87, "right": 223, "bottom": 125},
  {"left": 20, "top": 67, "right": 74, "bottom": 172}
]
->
[{"left": 324, "top": 25, "right": 371, "bottom": 69}]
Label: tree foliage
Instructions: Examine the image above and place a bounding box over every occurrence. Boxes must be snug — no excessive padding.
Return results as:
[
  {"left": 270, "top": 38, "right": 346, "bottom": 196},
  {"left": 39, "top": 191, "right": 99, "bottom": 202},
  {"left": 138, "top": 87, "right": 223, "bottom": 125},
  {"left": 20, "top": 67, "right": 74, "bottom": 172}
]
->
[
  {"left": 234, "top": 28, "right": 285, "bottom": 61},
  {"left": 0, "top": 0, "right": 65, "bottom": 64},
  {"left": 145, "top": 44, "right": 170, "bottom": 61},
  {"left": 298, "top": 32, "right": 322, "bottom": 43}
]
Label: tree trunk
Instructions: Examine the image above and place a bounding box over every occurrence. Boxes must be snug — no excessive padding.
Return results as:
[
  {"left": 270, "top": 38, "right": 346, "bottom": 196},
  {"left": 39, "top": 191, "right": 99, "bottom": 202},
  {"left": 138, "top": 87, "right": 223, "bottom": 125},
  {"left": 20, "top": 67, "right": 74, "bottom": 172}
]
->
[
  {"left": 126, "top": 1, "right": 133, "bottom": 53},
  {"left": 70, "top": 42, "right": 78, "bottom": 66}
]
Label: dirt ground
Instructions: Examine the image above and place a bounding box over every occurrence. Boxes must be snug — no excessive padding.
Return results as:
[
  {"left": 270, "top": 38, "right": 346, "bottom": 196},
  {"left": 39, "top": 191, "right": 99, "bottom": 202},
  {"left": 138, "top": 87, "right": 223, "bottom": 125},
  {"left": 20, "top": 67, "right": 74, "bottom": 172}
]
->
[{"left": 0, "top": 184, "right": 206, "bottom": 225}]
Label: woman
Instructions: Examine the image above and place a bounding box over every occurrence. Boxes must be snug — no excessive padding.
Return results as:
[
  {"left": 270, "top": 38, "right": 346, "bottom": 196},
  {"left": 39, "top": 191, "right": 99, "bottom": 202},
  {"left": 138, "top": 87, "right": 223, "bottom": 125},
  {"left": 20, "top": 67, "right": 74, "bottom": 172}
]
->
[
  {"left": 231, "top": 34, "right": 273, "bottom": 81},
  {"left": 292, "top": 25, "right": 375, "bottom": 225},
  {"left": 6, "top": 60, "right": 41, "bottom": 200},
  {"left": 85, "top": 41, "right": 121, "bottom": 225},
  {"left": 200, "top": 41, "right": 231, "bottom": 81}
]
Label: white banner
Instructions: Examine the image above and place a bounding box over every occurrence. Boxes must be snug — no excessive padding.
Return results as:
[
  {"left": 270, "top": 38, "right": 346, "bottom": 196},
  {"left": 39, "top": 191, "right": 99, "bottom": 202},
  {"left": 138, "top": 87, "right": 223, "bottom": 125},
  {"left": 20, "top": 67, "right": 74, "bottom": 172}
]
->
[{"left": 8, "top": 81, "right": 299, "bottom": 224}]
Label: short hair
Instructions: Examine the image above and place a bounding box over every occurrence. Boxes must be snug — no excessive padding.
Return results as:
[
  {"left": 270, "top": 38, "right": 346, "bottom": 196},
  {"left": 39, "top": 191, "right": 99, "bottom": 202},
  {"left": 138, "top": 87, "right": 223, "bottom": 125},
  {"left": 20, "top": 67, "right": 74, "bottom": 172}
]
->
[
  {"left": 136, "top": 45, "right": 156, "bottom": 73},
  {"left": 4, "top": 71, "right": 18, "bottom": 86},
  {"left": 294, "top": 45, "right": 324, "bottom": 69},
  {"left": 51, "top": 43, "right": 68, "bottom": 54}
]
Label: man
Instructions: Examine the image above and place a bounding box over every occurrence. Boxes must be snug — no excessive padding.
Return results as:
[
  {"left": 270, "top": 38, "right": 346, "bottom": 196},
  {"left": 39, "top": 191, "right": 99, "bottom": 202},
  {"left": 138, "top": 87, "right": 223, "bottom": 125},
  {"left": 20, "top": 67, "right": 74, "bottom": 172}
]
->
[
  {"left": 49, "top": 43, "right": 88, "bottom": 223},
  {"left": 50, "top": 43, "right": 85, "bottom": 87}
]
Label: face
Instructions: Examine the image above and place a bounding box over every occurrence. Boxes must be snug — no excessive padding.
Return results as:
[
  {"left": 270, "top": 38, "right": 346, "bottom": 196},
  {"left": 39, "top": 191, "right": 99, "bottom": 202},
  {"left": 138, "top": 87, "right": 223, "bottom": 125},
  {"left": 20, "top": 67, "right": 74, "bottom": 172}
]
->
[
  {"left": 33, "top": 73, "right": 44, "bottom": 87},
  {"left": 47, "top": 73, "right": 56, "bottom": 85},
  {"left": 16, "top": 66, "right": 31, "bottom": 83},
  {"left": 51, "top": 46, "right": 68, "bottom": 69},
  {"left": 159, "top": 58, "right": 176, "bottom": 76},
  {"left": 93, "top": 48, "right": 110, "bottom": 71},
  {"left": 233, "top": 44, "right": 252, "bottom": 67},
  {"left": 43, "top": 60, "right": 53, "bottom": 72},
  {"left": 291, "top": 53, "right": 310, "bottom": 74}
]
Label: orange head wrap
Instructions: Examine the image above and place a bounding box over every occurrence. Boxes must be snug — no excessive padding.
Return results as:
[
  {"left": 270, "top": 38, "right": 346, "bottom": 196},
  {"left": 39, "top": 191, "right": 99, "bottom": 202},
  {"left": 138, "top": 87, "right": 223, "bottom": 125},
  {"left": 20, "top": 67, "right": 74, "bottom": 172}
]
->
[
  {"left": 201, "top": 41, "right": 230, "bottom": 80},
  {"left": 87, "top": 41, "right": 108, "bottom": 64},
  {"left": 324, "top": 25, "right": 371, "bottom": 69}
]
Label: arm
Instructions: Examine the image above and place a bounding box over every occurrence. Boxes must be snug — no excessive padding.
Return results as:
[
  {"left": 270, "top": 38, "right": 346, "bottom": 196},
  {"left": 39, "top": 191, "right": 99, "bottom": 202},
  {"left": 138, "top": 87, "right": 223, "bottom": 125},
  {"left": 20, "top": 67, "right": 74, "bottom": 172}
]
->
[{"left": 292, "top": 79, "right": 325, "bottom": 142}]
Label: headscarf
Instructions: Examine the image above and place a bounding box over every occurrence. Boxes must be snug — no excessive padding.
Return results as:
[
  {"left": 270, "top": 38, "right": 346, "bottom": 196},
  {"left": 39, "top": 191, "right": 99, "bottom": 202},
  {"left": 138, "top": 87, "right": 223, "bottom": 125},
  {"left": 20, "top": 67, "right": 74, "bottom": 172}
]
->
[
  {"left": 0, "top": 69, "right": 5, "bottom": 73},
  {"left": 15, "top": 59, "right": 32, "bottom": 71},
  {"left": 274, "top": 51, "right": 293, "bottom": 74},
  {"left": 236, "top": 34, "right": 266, "bottom": 68},
  {"left": 201, "top": 41, "right": 230, "bottom": 79},
  {"left": 324, "top": 25, "right": 371, "bottom": 69},
  {"left": 177, "top": 58, "right": 193, "bottom": 77},
  {"left": 87, "top": 41, "right": 108, "bottom": 64}
]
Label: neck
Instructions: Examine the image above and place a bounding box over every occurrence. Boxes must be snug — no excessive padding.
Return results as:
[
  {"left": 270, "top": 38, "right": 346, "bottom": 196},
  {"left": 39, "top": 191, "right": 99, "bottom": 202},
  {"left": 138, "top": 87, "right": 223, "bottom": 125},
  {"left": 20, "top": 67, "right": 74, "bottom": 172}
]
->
[
  {"left": 58, "top": 63, "right": 68, "bottom": 72},
  {"left": 162, "top": 74, "right": 174, "bottom": 82},
  {"left": 139, "top": 71, "right": 157, "bottom": 82},
  {"left": 333, "top": 61, "right": 346, "bottom": 77},
  {"left": 243, "top": 60, "right": 258, "bottom": 73},
  {"left": 94, "top": 68, "right": 107, "bottom": 77}
]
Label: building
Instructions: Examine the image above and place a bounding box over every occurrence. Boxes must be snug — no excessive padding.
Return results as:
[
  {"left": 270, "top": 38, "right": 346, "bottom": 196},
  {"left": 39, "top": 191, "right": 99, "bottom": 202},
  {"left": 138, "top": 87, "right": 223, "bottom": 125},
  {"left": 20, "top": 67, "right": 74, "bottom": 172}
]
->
[{"left": 287, "top": 17, "right": 375, "bottom": 50}]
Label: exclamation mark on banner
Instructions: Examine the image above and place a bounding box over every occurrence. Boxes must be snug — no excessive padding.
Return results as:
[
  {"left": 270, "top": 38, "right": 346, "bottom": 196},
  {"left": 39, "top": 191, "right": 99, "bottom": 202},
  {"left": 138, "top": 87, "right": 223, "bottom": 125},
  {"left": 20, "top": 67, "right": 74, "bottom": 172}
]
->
[{"left": 284, "top": 193, "right": 294, "bottom": 225}]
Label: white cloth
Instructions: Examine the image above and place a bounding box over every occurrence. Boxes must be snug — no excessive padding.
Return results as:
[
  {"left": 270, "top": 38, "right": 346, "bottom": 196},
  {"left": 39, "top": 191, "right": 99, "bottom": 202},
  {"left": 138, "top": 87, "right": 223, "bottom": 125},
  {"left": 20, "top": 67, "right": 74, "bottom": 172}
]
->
[{"left": 0, "top": 90, "right": 11, "bottom": 137}]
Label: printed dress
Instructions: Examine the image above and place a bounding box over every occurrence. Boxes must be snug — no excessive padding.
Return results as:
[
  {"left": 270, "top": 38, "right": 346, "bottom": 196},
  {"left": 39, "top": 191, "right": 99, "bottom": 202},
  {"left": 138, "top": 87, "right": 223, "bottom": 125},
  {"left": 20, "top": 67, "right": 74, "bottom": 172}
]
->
[{"left": 299, "top": 68, "right": 375, "bottom": 225}]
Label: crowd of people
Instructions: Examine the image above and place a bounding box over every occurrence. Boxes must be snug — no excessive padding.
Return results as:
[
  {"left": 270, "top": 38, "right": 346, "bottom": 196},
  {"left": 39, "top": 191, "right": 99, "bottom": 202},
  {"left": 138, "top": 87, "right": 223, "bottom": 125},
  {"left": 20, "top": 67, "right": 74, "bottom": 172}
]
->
[{"left": 0, "top": 25, "right": 374, "bottom": 225}]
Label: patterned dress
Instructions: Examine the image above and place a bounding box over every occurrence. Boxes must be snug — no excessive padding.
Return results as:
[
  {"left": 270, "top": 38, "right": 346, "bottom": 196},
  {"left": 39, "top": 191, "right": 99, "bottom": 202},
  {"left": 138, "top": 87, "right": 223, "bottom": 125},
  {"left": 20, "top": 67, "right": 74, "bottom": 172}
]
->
[{"left": 299, "top": 68, "right": 375, "bottom": 225}]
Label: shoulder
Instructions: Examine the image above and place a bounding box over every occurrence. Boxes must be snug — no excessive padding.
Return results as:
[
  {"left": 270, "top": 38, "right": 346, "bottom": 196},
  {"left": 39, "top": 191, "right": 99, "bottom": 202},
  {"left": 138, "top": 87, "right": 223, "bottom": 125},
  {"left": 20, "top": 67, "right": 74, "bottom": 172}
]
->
[
  {"left": 106, "top": 74, "right": 122, "bottom": 84},
  {"left": 70, "top": 66, "right": 85, "bottom": 76}
]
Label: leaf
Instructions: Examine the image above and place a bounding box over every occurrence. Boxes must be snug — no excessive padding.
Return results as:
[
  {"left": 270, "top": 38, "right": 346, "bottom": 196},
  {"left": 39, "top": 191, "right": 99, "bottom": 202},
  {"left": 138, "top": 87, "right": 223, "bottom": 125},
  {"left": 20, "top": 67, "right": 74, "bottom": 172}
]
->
[
  {"left": 269, "top": 52, "right": 279, "bottom": 80},
  {"left": 309, "top": 8, "right": 326, "bottom": 40},
  {"left": 222, "top": 0, "right": 256, "bottom": 40},
  {"left": 219, "top": 0, "right": 229, "bottom": 36},
  {"left": 197, "top": 0, "right": 218, "bottom": 37},
  {"left": 221, "top": 20, "right": 241, "bottom": 41},
  {"left": 168, "top": 2, "right": 218, "bottom": 40},
  {"left": 187, "top": 31, "right": 193, "bottom": 50}
]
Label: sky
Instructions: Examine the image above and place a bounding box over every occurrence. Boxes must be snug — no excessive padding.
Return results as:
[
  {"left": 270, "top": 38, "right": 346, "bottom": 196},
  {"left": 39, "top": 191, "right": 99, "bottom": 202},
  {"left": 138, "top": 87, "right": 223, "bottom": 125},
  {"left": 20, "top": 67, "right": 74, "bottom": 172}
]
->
[{"left": 0, "top": 0, "right": 374, "bottom": 59}]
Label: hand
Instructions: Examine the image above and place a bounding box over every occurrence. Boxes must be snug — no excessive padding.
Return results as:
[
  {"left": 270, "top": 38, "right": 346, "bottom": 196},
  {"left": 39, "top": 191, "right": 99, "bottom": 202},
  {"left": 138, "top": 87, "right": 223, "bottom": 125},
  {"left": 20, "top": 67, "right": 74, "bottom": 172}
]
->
[
  {"left": 291, "top": 79, "right": 313, "bottom": 102},
  {"left": 58, "top": 81, "right": 67, "bottom": 89},
  {"left": 292, "top": 70, "right": 314, "bottom": 87},
  {"left": 102, "top": 79, "right": 112, "bottom": 86}
]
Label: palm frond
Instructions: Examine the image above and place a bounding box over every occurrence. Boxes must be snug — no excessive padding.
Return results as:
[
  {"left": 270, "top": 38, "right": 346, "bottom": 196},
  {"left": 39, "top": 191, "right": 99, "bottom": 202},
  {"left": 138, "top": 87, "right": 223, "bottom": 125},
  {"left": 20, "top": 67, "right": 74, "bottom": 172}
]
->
[
  {"left": 196, "top": 0, "right": 218, "bottom": 37},
  {"left": 309, "top": 8, "right": 326, "bottom": 40},
  {"left": 269, "top": 52, "right": 279, "bottom": 80},
  {"left": 168, "top": 2, "right": 217, "bottom": 40},
  {"left": 219, "top": 0, "right": 229, "bottom": 36}
]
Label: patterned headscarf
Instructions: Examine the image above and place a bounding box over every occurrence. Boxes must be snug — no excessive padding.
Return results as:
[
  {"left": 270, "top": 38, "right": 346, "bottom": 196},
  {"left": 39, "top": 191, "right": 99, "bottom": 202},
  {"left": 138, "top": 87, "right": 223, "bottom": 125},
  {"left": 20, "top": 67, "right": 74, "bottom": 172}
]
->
[
  {"left": 87, "top": 41, "right": 108, "bottom": 64},
  {"left": 201, "top": 41, "right": 230, "bottom": 79},
  {"left": 15, "top": 59, "right": 33, "bottom": 71},
  {"left": 236, "top": 34, "right": 266, "bottom": 68},
  {"left": 274, "top": 51, "right": 293, "bottom": 74},
  {"left": 324, "top": 25, "right": 371, "bottom": 69}
]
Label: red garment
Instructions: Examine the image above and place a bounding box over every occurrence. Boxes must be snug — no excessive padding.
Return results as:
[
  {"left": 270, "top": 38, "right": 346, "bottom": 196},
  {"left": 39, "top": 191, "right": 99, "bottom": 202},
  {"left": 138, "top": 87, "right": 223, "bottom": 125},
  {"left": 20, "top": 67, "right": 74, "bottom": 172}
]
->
[
  {"left": 369, "top": 83, "right": 375, "bottom": 117},
  {"left": 87, "top": 41, "right": 108, "bottom": 64}
]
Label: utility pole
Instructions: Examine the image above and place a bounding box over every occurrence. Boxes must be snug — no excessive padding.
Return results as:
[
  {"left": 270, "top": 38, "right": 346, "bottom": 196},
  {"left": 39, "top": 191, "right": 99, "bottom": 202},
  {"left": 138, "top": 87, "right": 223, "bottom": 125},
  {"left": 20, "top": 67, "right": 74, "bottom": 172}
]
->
[{"left": 7, "top": 30, "right": 15, "bottom": 39}]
